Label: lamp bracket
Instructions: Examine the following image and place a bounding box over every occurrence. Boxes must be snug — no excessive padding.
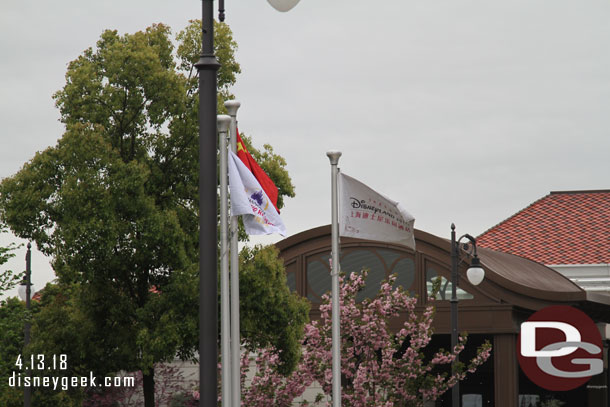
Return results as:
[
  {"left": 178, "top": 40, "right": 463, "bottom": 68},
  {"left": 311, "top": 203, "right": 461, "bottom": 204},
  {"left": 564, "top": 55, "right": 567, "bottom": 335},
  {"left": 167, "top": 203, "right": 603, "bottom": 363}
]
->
[{"left": 456, "top": 234, "right": 478, "bottom": 264}]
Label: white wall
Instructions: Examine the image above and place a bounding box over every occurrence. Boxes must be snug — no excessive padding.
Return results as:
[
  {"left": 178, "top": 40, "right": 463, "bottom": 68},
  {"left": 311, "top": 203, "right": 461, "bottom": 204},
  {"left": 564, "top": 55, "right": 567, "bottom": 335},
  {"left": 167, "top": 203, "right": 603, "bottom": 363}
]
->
[{"left": 549, "top": 264, "right": 610, "bottom": 293}]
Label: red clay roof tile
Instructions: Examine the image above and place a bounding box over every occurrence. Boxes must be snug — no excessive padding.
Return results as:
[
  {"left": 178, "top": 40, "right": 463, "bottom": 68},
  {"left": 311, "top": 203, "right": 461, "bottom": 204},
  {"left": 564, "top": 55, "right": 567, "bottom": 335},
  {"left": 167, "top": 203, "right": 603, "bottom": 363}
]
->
[{"left": 477, "top": 190, "right": 610, "bottom": 265}]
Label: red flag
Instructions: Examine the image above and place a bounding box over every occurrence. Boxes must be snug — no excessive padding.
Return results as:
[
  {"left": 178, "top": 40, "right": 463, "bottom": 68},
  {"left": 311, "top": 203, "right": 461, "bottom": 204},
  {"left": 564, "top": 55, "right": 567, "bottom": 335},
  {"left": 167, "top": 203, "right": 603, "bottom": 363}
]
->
[{"left": 236, "top": 132, "right": 280, "bottom": 212}]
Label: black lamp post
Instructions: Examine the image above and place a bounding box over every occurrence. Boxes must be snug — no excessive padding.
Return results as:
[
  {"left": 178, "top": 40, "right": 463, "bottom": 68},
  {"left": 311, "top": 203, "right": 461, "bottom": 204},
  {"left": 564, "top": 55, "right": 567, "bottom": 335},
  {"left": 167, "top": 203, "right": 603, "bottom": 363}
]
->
[
  {"left": 450, "top": 224, "right": 485, "bottom": 407},
  {"left": 196, "top": 1, "right": 220, "bottom": 406},
  {"left": 17, "top": 243, "right": 32, "bottom": 407},
  {"left": 196, "top": 1, "right": 300, "bottom": 406}
]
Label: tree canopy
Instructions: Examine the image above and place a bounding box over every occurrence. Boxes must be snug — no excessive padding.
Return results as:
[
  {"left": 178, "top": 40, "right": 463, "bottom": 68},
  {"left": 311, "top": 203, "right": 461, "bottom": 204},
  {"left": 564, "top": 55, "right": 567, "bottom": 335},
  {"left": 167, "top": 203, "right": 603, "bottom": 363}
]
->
[
  {"left": 0, "top": 238, "right": 23, "bottom": 407},
  {"left": 0, "top": 20, "right": 303, "bottom": 407}
]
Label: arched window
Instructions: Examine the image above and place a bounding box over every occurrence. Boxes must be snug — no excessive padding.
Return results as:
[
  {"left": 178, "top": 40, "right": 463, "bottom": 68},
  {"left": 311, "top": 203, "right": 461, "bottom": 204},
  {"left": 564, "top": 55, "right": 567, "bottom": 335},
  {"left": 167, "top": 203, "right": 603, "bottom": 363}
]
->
[
  {"left": 305, "top": 247, "right": 416, "bottom": 303},
  {"left": 425, "top": 265, "right": 474, "bottom": 300}
]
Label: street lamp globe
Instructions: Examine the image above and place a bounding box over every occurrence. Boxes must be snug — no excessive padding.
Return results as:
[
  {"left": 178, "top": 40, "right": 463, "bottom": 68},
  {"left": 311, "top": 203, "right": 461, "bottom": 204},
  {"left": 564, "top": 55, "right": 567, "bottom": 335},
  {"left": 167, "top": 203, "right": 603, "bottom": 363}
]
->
[
  {"left": 267, "top": 0, "right": 300, "bottom": 12},
  {"left": 17, "top": 281, "right": 33, "bottom": 301},
  {"left": 467, "top": 255, "right": 485, "bottom": 286}
]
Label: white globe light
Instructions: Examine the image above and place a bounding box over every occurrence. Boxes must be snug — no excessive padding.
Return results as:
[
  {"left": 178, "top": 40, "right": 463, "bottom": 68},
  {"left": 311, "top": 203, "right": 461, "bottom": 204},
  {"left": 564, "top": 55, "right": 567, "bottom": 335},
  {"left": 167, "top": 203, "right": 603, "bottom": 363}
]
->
[
  {"left": 18, "top": 283, "right": 27, "bottom": 301},
  {"left": 467, "top": 266, "right": 485, "bottom": 286},
  {"left": 267, "top": 0, "right": 301, "bottom": 12},
  {"left": 17, "top": 283, "right": 34, "bottom": 301}
]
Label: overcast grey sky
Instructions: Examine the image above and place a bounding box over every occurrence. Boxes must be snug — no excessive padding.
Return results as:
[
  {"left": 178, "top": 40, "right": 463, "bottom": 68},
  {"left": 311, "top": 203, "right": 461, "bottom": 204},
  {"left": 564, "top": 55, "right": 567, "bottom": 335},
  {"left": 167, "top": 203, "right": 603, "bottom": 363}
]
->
[{"left": 2, "top": 0, "right": 609, "bottom": 296}]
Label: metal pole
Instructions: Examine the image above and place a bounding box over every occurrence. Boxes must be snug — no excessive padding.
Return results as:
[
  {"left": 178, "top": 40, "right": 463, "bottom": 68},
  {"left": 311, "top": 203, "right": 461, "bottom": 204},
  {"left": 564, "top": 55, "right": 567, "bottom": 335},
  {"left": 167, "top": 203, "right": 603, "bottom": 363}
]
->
[
  {"left": 225, "top": 100, "right": 242, "bottom": 407},
  {"left": 327, "top": 150, "right": 342, "bottom": 407},
  {"left": 218, "top": 115, "right": 232, "bottom": 407},
  {"left": 196, "top": 1, "right": 220, "bottom": 405},
  {"left": 450, "top": 223, "right": 459, "bottom": 407},
  {"left": 24, "top": 242, "right": 31, "bottom": 407},
  {"left": 218, "top": 0, "right": 225, "bottom": 22}
]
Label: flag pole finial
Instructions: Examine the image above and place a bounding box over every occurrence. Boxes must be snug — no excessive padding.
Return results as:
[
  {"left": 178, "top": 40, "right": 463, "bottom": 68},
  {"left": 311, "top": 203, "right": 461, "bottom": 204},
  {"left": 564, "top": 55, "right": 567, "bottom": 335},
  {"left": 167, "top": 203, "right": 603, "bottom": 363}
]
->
[
  {"left": 225, "top": 100, "right": 241, "bottom": 116},
  {"left": 217, "top": 115, "right": 231, "bottom": 132},
  {"left": 327, "top": 150, "right": 342, "bottom": 165}
]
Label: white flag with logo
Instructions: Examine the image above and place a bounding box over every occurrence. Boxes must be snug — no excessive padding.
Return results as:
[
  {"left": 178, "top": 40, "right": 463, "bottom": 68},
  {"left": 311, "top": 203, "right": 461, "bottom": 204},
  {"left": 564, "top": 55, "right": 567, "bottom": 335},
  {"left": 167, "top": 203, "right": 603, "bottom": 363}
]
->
[
  {"left": 228, "top": 151, "right": 287, "bottom": 236},
  {"left": 339, "top": 173, "right": 415, "bottom": 249}
]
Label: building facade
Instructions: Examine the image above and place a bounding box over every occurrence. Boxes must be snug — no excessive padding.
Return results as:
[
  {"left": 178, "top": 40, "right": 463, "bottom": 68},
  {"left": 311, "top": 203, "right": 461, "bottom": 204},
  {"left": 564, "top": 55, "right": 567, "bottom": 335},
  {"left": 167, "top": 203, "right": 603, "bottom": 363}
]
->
[{"left": 277, "top": 225, "right": 610, "bottom": 407}]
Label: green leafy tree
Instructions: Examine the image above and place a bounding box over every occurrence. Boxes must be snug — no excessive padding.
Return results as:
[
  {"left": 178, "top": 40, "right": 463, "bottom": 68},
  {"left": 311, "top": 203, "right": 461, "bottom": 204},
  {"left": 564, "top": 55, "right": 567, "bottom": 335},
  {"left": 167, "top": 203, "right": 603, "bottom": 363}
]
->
[
  {"left": 0, "top": 21, "right": 302, "bottom": 407},
  {"left": 239, "top": 245, "right": 309, "bottom": 375},
  {"left": 0, "top": 231, "right": 21, "bottom": 302},
  {"left": 27, "top": 283, "right": 89, "bottom": 406},
  {"left": 0, "top": 235, "right": 22, "bottom": 405},
  {"left": 0, "top": 298, "right": 28, "bottom": 406}
]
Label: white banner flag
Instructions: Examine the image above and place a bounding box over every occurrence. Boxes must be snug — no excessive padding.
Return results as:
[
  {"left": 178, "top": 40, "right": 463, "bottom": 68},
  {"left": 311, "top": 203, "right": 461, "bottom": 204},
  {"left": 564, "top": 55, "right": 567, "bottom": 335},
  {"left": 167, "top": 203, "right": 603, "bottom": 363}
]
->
[
  {"left": 228, "top": 151, "right": 287, "bottom": 236},
  {"left": 339, "top": 173, "right": 415, "bottom": 248}
]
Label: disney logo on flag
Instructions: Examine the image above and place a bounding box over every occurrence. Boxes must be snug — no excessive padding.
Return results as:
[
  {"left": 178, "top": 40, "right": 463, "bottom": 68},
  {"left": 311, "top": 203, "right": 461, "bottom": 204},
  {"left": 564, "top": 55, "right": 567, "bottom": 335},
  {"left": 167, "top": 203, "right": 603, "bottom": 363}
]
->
[
  {"left": 340, "top": 173, "right": 415, "bottom": 249},
  {"left": 350, "top": 197, "right": 364, "bottom": 208},
  {"left": 350, "top": 197, "right": 398, "bottom": 221}
]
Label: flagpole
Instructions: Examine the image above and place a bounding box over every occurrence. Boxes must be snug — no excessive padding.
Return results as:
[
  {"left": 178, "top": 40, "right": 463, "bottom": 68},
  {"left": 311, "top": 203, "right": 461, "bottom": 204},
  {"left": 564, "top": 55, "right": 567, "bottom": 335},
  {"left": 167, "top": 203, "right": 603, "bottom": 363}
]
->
[
  {"left": 327, "top": 150, "right": 342, "bottom": 407},
  {"left": 218, "top": 114, "right": 232, "bottom": 407},
  {"left": 225, "top": 99, "right": 242, "bottom": 407}
]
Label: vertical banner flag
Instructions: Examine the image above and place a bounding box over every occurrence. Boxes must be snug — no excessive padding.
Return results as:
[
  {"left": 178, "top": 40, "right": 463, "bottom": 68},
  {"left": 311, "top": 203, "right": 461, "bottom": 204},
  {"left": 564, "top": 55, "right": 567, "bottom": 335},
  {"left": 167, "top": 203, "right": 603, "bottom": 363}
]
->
[
  {"left": 339, "top": 173, "right": 415, "bottom": 249},
  {"left": 236, "top": 133, "right": 280, "bottom": 212},
  {"left": 228, "top": 150, "right": 286, "bottom": 236}
]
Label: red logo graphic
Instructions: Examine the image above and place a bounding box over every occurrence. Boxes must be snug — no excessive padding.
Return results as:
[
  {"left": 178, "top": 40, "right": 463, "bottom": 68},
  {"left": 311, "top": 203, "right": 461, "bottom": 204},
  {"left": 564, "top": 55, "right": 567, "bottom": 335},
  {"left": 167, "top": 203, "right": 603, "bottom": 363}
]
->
[{"left": 517, "top": 305, "right": 603, "bottom": 391}]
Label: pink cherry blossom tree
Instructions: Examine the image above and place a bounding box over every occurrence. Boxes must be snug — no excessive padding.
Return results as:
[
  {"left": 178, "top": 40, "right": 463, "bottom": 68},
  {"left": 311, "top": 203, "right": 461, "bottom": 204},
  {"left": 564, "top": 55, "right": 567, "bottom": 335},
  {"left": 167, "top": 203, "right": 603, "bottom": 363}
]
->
[{"left": 241, "top": 270, "right": 492, "bottom": 407}]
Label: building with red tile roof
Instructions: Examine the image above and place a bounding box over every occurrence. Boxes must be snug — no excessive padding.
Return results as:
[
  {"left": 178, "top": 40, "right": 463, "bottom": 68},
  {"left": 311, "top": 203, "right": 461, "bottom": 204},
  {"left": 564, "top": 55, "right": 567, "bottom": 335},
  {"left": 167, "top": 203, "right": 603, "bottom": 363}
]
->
[
  {"left": 478, "top": 190, "right": 610, "bottom": 292},
  {"left": 276, "top": 224, "right": 610, "bottom": 405}
]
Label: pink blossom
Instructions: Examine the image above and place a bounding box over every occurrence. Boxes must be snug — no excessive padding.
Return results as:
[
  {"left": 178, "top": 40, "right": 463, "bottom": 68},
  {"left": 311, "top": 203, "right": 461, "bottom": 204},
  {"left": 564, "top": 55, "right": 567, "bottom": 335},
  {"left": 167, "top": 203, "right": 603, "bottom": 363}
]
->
[{"left": 240, "top": 270, "right": 492, "bottom": 407}]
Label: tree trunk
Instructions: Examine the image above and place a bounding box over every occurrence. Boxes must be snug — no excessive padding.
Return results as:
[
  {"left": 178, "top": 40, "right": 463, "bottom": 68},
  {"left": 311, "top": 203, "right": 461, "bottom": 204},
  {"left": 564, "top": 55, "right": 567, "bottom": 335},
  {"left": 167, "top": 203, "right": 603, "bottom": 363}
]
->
[{"left": 143, "top": 369, "right": 155, "bottom": 407}]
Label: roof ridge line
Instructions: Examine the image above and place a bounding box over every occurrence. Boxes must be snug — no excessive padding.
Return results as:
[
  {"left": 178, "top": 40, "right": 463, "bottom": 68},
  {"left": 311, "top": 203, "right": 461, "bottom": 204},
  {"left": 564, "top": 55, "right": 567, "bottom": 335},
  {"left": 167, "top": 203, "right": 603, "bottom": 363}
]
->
[{"left": 550, "top": 189, "right": 610, "bottom": 195}]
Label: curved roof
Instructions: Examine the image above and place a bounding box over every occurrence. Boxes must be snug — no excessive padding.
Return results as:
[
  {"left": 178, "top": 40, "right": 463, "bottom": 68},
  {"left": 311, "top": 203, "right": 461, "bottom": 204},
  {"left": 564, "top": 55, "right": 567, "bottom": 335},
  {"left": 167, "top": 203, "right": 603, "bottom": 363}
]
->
[
  {"left": 277, "top": 225, "right": 588, "bottom": 305},
  {"left": 477, "top": 246, "right": 583, "bottom": 300}
]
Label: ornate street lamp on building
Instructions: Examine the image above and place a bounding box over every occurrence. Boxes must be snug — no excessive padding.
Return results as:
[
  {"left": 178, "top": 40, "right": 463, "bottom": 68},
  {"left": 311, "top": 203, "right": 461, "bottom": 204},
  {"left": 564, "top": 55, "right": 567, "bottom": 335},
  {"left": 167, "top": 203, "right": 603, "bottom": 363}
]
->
[
  {"left": 17, "top": 243, "right": 33, "bottom": 407},
  {"left": 197, "top": 1, "right": 300, "bottom": 405},
  {"left": 450, "top": 224, "right": 485, "bottom": 407}
]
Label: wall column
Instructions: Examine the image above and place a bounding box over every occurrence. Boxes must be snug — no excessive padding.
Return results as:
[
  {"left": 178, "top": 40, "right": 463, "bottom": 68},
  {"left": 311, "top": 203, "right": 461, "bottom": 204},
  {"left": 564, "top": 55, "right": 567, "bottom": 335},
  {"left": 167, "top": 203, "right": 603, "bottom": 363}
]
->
[{"left": 494, "top": 334, "right": 519, "bottom": 407}]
